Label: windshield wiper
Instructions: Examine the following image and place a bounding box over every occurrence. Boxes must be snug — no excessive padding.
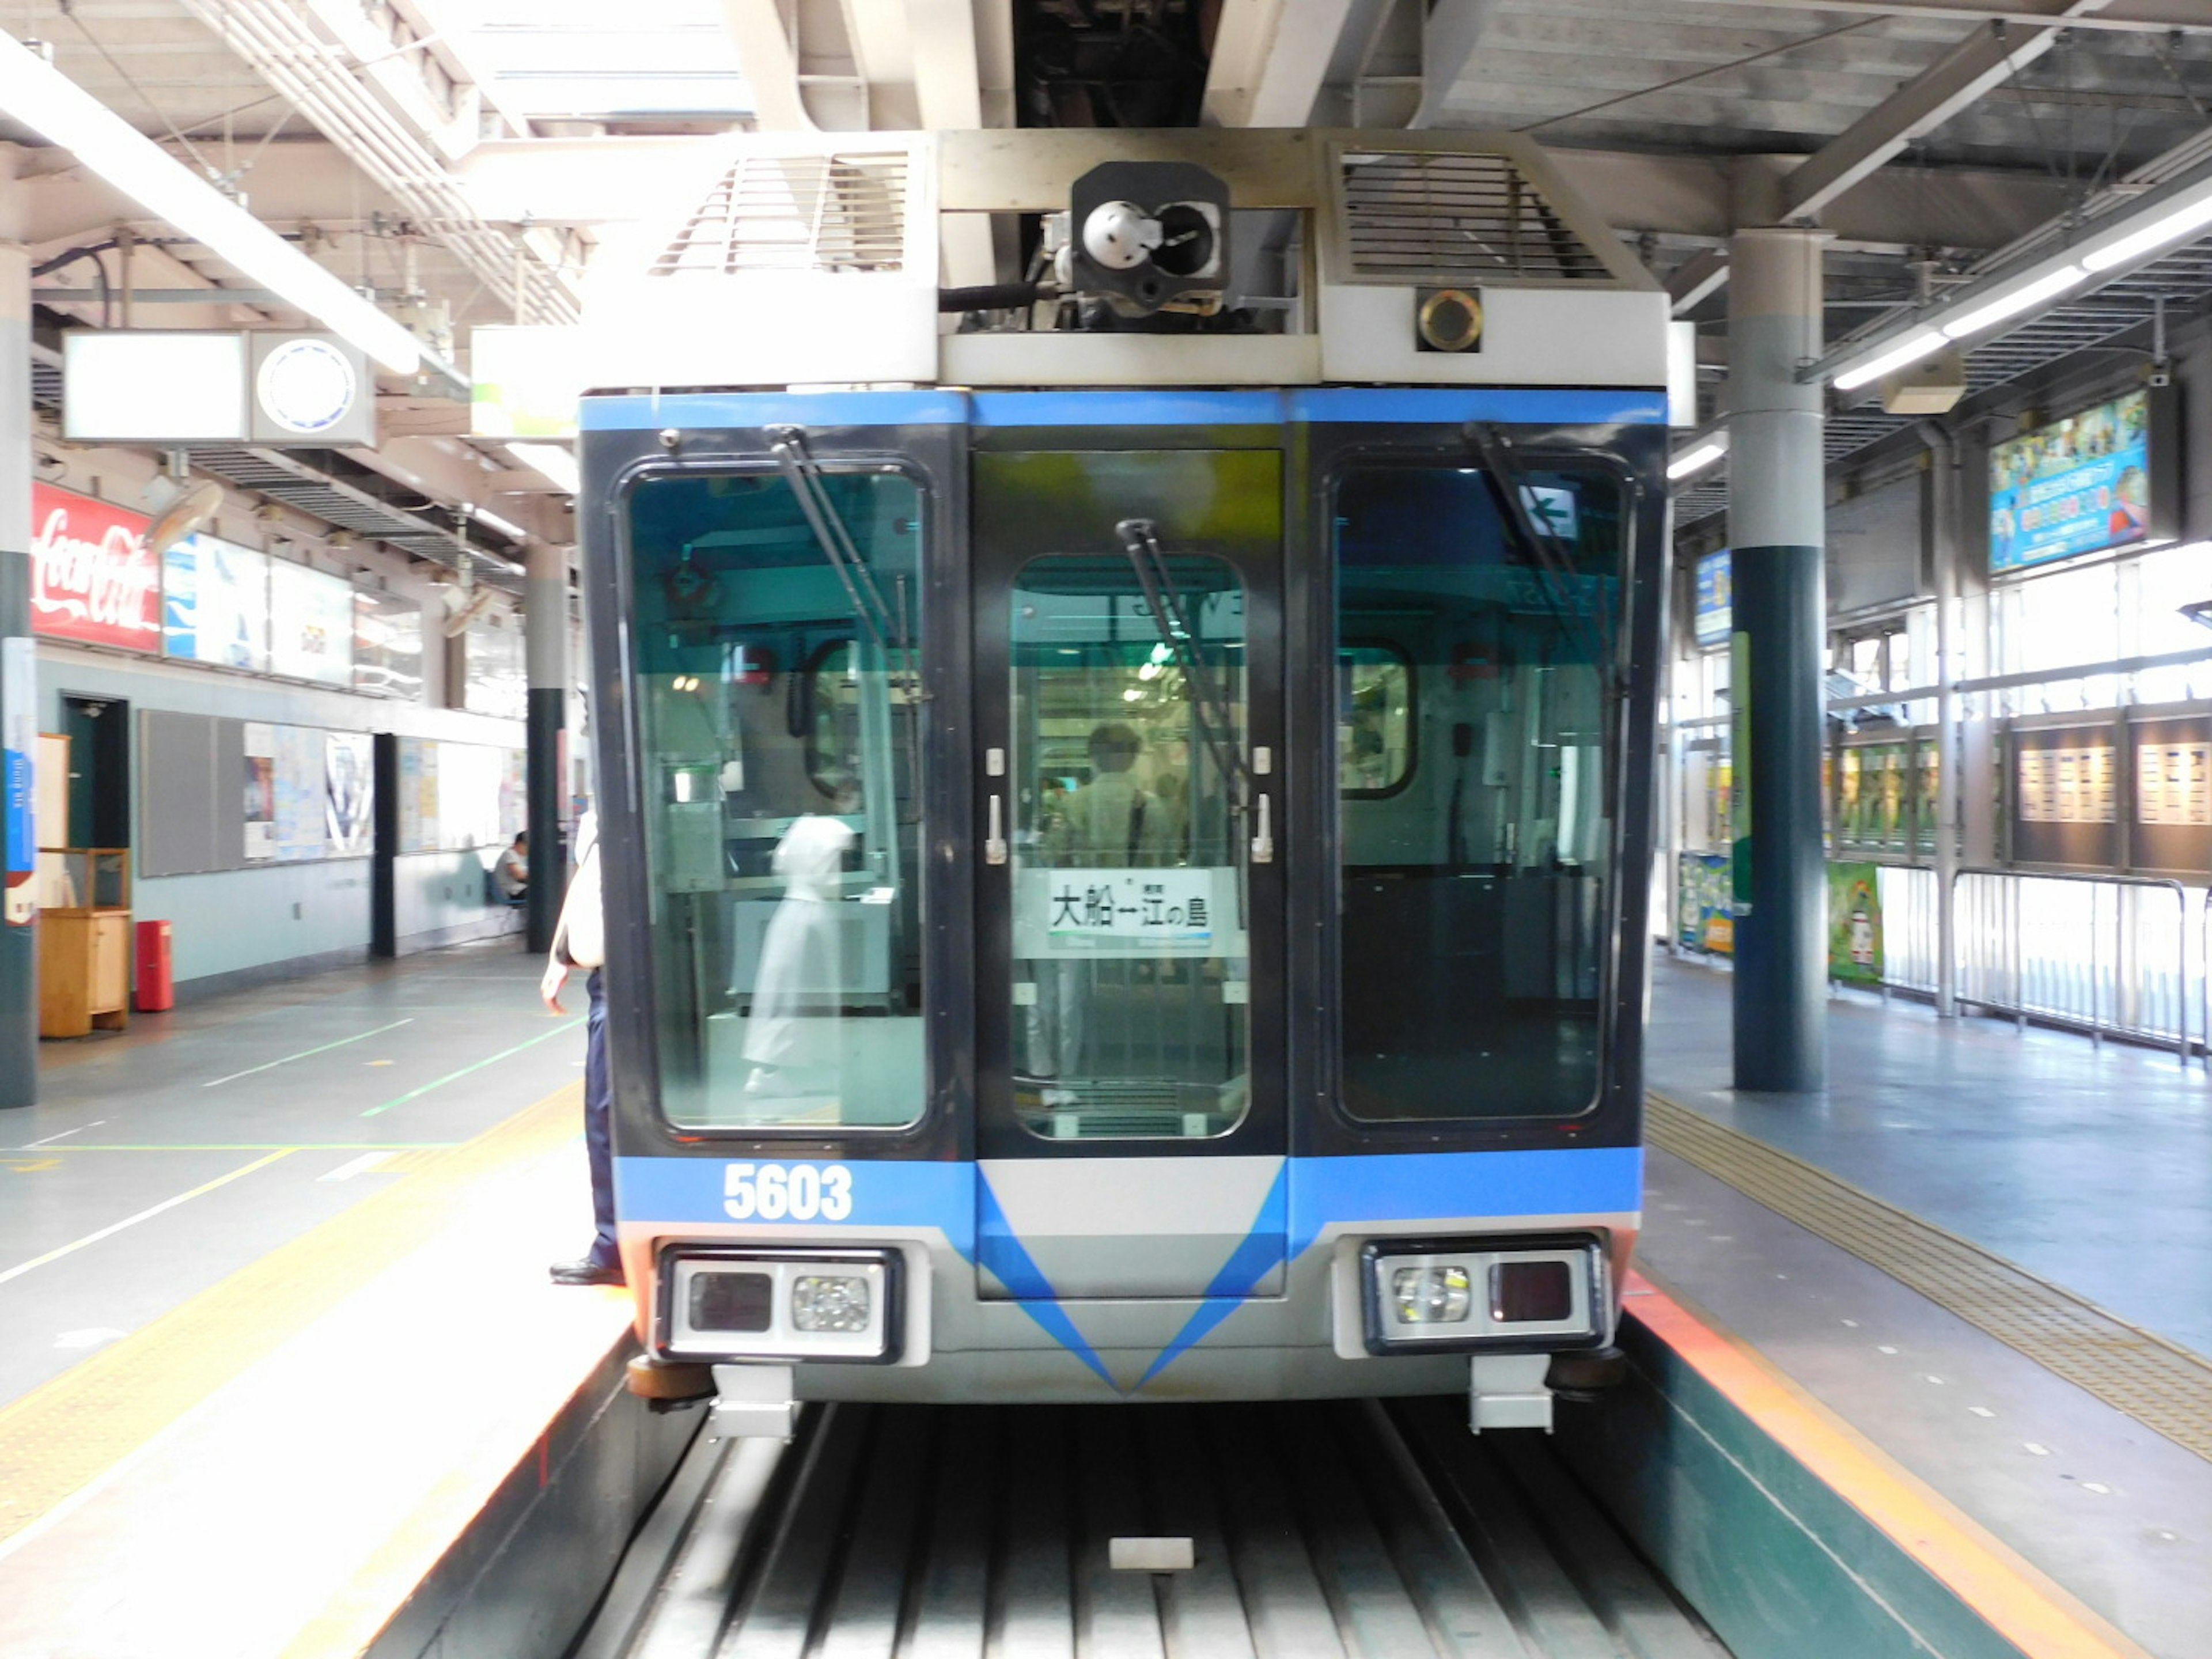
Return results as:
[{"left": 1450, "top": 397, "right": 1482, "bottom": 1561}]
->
[
  {"left": 765, "top": 425, "right": 914, "bottom": 683},
  {"left": 1116, "top": 518, "right": 1249, "bottom": 796}
]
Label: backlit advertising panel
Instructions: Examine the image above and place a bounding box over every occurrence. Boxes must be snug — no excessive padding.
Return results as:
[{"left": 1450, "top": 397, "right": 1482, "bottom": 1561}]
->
[
  {"left": 1989, "top": 390, "right": 2154, "bottom": 574},
  {"left": 270, "top": 559, "right": 355, "bottom": 687},
  {"left": 1692, "top": 550, "right": 1731, "bottom": 646},
  {"left": 30, "top": 483, "right": 158, "bottom": 650},
  {"left": 163, "top": 533, "right": 271, "bottom": 671}
]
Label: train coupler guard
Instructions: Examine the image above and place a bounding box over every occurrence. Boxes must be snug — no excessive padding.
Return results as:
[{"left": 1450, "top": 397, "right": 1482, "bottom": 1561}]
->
[
  {"left": 625, "top": 1354, "right": 715, "bottom": 1405},
  {"left": 1544, "top": 1346, "right": 1629, "bottom": 1403}
]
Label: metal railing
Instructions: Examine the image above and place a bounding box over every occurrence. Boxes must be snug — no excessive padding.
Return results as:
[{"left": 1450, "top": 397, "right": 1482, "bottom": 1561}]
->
[{"left": 1950, "top": 869, "right": 2190, "bottom": 1062}]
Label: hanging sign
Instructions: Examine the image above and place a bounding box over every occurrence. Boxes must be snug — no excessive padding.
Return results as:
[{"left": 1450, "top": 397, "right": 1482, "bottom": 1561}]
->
[{"left": 31, "top": 483, "right": 159, "bottom": 650}]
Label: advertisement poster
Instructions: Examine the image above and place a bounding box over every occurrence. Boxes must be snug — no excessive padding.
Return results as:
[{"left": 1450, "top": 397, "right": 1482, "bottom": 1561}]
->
[
  {"left": 270, "top": 560, "right": 356, "bottom": 687},
  {"left": 463, "top": 621, "right": 529, "bottom": 721},
  {"left": 1914, "top": 745, "right": 1940, "bottom": 854},
  {"left": 1693, "top": 550, "right": 1732, "bottom": 647},
  {"left": 274, "top": 724, "right": 324, "bottom": 861},
  {"left": 353, "top": 590, "right": 424, "bottom": 700},
  {"left": 2137, "top": 741, "right": 2212, "bottom": 826},
  {"left": 499, "top": 749, "right": 527, "bottom": 840},
  {"left": 2018, "top": 744, "right": 2116, "bottom": 823},
  {"left": 30, "top": 482, "right": 159, "bottom": 650},
  {"left": 164, "top": 533, "right": 271, "bottom": 670},
  {"left": 2, "top": 637, "right": 33, "bottom": 922},
  {"left": 1677, "top": 853, "right": 1734, "bottom": 954},
  {"left": 1730, "top": 632, "right": 1752, "bottom": 912},
  {"left": 1827, "top": 863, "right": 1884, "bottom": 986},
  {"left": 324, "top": 731, "right": 374, "bottom": 856},
  {"left": 1990, "top": 389, "right": 2151, "bottom": 573},
  {"left": 438, "top": 741, "right": 503, "bottom": 849},
  {"left": 242, "top": 721, "right": 276, "bottom": 861},
  {"left": 397, "top": 737, "right": 429, "bottom": 853}
]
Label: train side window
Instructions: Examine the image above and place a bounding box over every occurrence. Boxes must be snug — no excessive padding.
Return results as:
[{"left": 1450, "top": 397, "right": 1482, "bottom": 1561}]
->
[
  {"left": 1331, "top": 463, "right": 1626, "bottom": 1122},
  {"left": 1339, "top": 644, "right": 1412, "bottom": 796},
  {"left": 622, "top": 468, "right": 926, "bottom": 1133}
]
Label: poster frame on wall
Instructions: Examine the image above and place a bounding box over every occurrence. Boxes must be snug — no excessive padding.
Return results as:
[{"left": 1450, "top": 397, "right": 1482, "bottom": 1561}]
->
[{"left": 1987, "top": 382, "right": 2179, "bottom": 577}]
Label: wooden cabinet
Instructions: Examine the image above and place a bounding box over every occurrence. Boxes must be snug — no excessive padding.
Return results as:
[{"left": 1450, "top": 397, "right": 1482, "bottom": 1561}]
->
[
  {"left": 37, "top": 848, "right": 132, "bottom": 1039},
  {"left": 41, "top": 910, "right": 130, "bottom": 1037}
]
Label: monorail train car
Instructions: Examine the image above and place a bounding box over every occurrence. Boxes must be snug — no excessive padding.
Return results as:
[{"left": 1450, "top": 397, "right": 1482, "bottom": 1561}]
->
[{"left": 579, "top": 130, "right": 1673, "bottom": 1430}]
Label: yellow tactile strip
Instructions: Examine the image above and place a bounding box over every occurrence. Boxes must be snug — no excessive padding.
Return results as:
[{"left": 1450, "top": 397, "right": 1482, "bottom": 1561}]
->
[
  {"left": 1648, "top": 1090, "right": 2212, "bottom": 1464},
  {"left": 0, "top": 1084, "right": 586, "bottom": 1547}
]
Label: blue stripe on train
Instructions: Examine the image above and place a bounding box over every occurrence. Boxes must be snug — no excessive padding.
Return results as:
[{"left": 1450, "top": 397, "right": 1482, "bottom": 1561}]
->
[
  {"left": 582, "top": 387, "right": 1666, "bottom": 433},
  {"left": 613, "top": 1146, "right": 1641, "bottom": 1257}
]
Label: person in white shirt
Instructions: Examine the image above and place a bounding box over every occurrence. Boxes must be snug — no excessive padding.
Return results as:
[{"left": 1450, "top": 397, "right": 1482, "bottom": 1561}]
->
[
  {"left": 494, "top": 832, "right": 529, "bottom": 902},
  {"left": 540, "top": 812, "right": 620, "bottom": 1286}
]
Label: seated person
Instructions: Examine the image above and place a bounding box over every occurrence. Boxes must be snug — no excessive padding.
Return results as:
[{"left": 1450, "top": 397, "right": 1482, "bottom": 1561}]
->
[{"left": 494, "top": 832, "right": 529, "bottom": 903}]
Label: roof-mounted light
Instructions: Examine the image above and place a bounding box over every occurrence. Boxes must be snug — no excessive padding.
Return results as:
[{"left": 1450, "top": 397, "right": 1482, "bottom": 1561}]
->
[
  {"left": 1832, "top": 328, "right": 1945, "bottom": 393},
  {"left": 1666, "top": 435, "right": 1729, "bottom": 480},
  {"left": 1939, "top": 265, "right": 2085, "bottom": 342}
]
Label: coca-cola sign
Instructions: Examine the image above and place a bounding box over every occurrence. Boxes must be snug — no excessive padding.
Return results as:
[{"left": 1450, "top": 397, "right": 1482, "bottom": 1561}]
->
[{"left": 31, "top": 483, "right": 160, "bottom": 650}]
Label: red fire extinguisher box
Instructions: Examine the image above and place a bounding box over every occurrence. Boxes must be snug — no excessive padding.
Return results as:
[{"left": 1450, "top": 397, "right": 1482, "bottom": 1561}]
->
[{"left": 135, "top": 919, "right": 174, "bottom": 1012}]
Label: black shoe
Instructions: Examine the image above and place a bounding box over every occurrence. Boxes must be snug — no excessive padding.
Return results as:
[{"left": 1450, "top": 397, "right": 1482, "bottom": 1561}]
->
[{"left": 550, "top": 1258, "right": 626, "bottom": 1286}]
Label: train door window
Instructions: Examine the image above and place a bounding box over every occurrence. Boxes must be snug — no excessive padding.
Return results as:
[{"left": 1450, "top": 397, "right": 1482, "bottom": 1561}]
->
[
  {"left": 1332, "top": 464, "right": 1626, "bottom": 1120},
  {"left": 1339, "top": 645, "right": 1412, "bottom": 796},
  {"left": 624, "top": 469, "right": 925, "bottom": 1131},
  {"left": 1008, "top": 554, "right": 1252, "bottom": 1140}
]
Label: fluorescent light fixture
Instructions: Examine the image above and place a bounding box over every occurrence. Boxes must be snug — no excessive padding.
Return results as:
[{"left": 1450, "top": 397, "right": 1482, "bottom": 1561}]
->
[
  {"left": 469, "top": 503, "right": 528, "bottom": 542},
  {"left": 1938, "top": 264, "right": 2085, "bottom": 341},
  {"left": 2082, "top": 190, "right": 2212, "bottom": 274},
  {"left": 1832, "top": 328, "right": 1945, "bottom": 392},
  {"left": 1667, "top": 436, "right": 1728, "bottom": 480},
  {"left": 504, "top": 441, "right": 579, "bottom": 495},
  {"left": 0, "top": 35, "right": 420, "bottom": 374}
]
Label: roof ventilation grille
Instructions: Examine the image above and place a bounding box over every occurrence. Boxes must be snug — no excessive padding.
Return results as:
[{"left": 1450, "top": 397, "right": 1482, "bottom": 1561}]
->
[
  {"left": 1338, "top": 149, "right": 1611, "bottom": 285},
  {"left": 653, "top": 152, "right": 910, "bottom": 278}
]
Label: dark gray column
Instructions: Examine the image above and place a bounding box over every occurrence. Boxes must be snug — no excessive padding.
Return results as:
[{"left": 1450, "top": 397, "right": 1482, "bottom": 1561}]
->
[
  {"left": 1727, "top": 227, "right": 1828, "bottom": 1093},
  {"left": 524, "top": 540, "right": 567, "bottom": 956},
  {"left": 1, "top": 243, "right": 34, "bottom": 1107}
]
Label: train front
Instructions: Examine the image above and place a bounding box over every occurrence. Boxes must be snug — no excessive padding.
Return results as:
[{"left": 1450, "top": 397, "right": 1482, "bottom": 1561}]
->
[{"left": 579, "top": 131, "right": 1674, "bottom": 1431}]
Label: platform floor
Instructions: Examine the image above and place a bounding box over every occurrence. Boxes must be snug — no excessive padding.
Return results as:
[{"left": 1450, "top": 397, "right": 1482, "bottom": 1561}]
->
[
  {"left": 1647, "top": 952, "right": 2212, "bottom": 1359},
  {"left": 1, "top": 939, "right": 590, "bottom": 1409},
  {"left": 1642, "top": 953, "right": 2212, "bottom": 1659}
]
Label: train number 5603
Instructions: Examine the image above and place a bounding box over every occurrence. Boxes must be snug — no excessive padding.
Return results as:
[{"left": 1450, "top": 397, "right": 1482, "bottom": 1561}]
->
[{"left": 723, "top": 1162, "right": 854, "bottom": 1222}]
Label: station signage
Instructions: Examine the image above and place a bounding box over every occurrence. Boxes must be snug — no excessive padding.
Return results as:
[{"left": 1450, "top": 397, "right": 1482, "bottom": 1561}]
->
[{"left": 30, "top": 482, "right": 159, "bottom": 651}]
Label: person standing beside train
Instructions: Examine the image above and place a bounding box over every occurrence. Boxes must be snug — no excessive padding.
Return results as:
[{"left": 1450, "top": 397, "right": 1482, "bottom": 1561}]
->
[{"left": 542, "top": 808, "right": 622, "bottom": 1287}]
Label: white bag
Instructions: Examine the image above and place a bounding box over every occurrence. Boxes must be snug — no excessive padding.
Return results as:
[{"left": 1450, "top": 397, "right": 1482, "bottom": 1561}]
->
[{"left": 553, "top": 813, "right": 604, "bottom": 969}]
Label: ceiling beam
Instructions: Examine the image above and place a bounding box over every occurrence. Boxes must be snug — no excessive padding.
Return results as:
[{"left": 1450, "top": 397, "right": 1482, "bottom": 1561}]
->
[
  {"left": 1202, "top": 0, "right": 1362, "bottom": 127},
  {"left": 1666, "top": 247, "right": 1730, "bottom": 315},
  {"left": 1691, "top": 0, "right": 2212, "bottom": 35},
  {"left": 1779, "top": 20, "right": 2065, "bottom": 222},
  {"left": 1408, "top": 0, "right": 1504, "bottom": 130}
]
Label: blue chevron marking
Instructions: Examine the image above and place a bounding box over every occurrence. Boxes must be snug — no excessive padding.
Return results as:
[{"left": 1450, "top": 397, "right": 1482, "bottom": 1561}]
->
[
  {"left": 1137, "top": 1162, "right": 1289, "bottom": 1387},
  {"left": 974, "top": 1170, "right": 1116, "bottom": 1388}
]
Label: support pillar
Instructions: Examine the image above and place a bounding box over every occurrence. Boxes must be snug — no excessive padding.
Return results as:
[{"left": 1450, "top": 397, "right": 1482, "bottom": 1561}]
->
[
  {"left": 524, "top": 540, "right": 567, "bottom": 956},
  {"left": 1727, "top": 226, "right": 1828, "bottom": 1093},
  {"left": 0, "top": 243, "right": 33, "bottom": 1105}
]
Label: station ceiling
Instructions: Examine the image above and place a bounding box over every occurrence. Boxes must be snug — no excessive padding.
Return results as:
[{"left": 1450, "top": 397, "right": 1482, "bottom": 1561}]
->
[{"left": 5, "top": 0, "right": 2211, "bottom": 549}]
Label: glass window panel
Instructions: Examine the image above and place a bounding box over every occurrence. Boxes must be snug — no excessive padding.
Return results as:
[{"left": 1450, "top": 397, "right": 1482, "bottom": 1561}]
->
[
  {"left": 624, "top": 470, "right": 925, "bottom": 1131},
  {"left": 1339, "top": 644, "right": 1414, "bottom": 796},
  {"left": 1332, "top": 464, "right": 1626, "bottom": 1120},
  {"left": 1009, "top": 554, "right": 1251, "bottom": 1141}
]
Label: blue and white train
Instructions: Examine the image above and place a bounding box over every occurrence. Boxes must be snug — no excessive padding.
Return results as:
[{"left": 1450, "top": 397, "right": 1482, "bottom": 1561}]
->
[{"left": 578, "top": 128, "right": 1672, "bottom": 1430}]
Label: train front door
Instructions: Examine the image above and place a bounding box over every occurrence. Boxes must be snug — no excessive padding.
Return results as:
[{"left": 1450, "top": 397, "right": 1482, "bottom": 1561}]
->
[{"left": 969, "top": 445, "right": 1288, "bottom": 1305}]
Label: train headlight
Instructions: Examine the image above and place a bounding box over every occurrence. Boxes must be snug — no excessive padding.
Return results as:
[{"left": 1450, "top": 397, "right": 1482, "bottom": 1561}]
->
[
  {"left": 1360, "top": 1237, "right": 1608, "bottom": 1356},
  {"left": 659, "top": 1247, "right": 902, "bottom": 1363},
  {"left": 791, "top": 1274, "right": 872, "bottom": 1334},
  {"left": 1391, "top": 1264, "right": 1473, "bottom": 1324}
]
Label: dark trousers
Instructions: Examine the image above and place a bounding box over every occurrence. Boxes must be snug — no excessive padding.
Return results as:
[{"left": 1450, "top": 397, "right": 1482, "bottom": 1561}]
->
[{"left": 585, "top": 969, "right": 619, "bottom": 1269}]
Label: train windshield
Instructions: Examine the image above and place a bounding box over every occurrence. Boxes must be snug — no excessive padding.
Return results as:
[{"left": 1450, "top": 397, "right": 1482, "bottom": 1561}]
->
[
  {"left": 624, "top": 469, "right": 926, "bottom": 1131},
  {"left": 1334, "top": 464, "right": 1625, "bottom": 1120}
]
